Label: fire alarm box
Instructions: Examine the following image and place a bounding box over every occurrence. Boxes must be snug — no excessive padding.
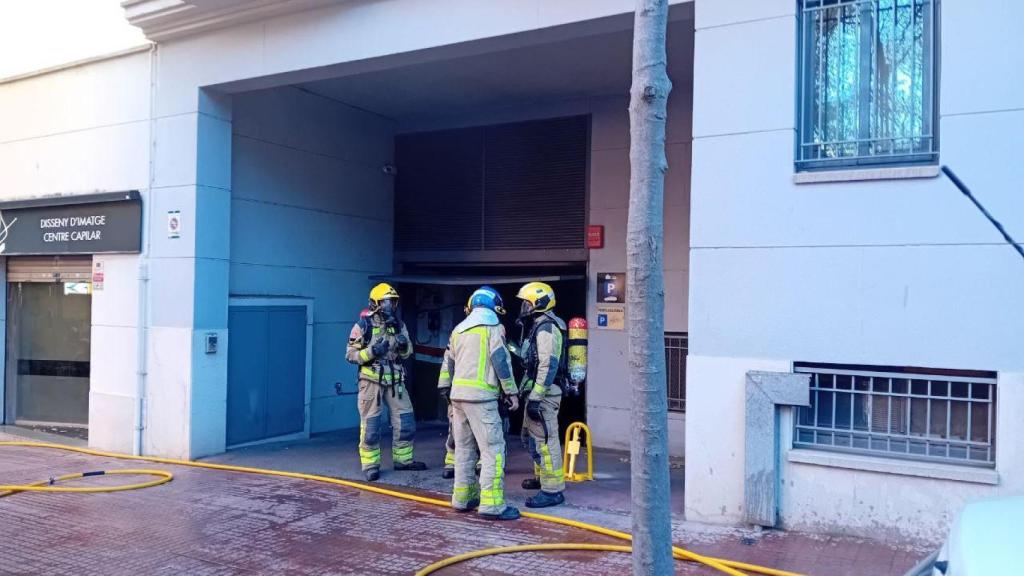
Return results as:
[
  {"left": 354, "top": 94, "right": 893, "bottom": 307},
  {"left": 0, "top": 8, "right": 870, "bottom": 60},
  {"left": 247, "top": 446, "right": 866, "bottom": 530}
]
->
[{"left": 587, "top": 225, "right": 604, "bottom": 249}]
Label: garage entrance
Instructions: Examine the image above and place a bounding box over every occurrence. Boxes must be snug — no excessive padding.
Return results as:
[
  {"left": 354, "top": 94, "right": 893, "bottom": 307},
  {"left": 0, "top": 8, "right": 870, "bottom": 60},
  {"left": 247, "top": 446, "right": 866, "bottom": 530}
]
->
[
  {"left": 387, "top": 270, "right": 587, "bottom": 436},
  {"left": 385, "top": 114, "right": 590, "bottom": 438},
  {"left": 217, "top": 3, "right": 694, "bottom": 451}
]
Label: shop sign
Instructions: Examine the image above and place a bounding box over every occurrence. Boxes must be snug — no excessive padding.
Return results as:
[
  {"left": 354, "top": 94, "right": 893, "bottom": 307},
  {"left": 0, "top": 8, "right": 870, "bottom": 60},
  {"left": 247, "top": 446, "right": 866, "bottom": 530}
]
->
[{"left": 0, "top": 191, "right": 141, "bottom": 256}]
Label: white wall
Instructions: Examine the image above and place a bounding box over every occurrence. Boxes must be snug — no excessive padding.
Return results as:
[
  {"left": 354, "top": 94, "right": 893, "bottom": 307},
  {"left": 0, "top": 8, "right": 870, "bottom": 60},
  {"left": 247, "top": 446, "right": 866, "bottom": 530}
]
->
[
  {"left": 0, "top": 51, "right": 152, "bottom": 454},
  {"left": 587, "top": 85, "right": 692, "bottom": 457},
  {"left": 230, "top": 86, "right": 395, "bottom": 435},
  {"left": 686, "top": 0, "right": 1024, "bottom": 542}
]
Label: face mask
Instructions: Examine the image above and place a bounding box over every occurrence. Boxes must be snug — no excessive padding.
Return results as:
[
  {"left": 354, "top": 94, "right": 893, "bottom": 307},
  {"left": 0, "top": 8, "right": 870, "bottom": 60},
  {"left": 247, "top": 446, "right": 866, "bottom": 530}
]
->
[
  {"left": 379, "top": 299, "right": 398, "bottom": 318},
  {"left": 518, "top": 300, "right": 534, "bottom": 320}
]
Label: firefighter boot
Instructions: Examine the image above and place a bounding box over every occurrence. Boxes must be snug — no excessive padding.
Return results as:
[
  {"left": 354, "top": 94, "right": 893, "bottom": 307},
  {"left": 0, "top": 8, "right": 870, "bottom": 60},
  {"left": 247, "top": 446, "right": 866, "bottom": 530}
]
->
[
  {"left": 394, "top": 461, "right": 427, "bottom": 471},
  {"left": 525, "top": 490, "right": 565, "bottom": 508},
  {"left": 481, "top": 505, "right": 521, "bottom": 521},
  {"left": 522, "top": 477, "right": 541, "bottom": 490},
  {"left": 365, "top": 468, "right": 380, "bottom": 482}
]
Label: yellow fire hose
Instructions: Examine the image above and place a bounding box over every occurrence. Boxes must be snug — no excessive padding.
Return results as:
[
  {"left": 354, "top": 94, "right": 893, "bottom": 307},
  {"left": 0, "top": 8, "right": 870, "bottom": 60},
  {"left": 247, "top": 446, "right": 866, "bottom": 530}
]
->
[
  {"left": 0, "top": 441, "right": 804, "bottom": 576},
  {"left": 0, "top": 468, "right": 172, "bottom": 498}
]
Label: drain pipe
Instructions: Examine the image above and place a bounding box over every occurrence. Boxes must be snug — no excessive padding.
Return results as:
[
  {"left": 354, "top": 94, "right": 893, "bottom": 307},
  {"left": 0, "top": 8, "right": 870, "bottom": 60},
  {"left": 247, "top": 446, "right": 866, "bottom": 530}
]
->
[{"left": 134, "top": 43, "right": 157, "bottom": 456}]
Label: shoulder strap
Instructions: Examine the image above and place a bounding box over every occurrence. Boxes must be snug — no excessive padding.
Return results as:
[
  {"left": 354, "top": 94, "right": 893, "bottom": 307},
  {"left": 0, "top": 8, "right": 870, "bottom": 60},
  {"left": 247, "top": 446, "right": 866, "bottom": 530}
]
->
[
  {"left": 526, "top": 316, "right": 569, "bottom": 381},
  {"left": 358, "top": 316, "right": 373, "bottom": 347}
]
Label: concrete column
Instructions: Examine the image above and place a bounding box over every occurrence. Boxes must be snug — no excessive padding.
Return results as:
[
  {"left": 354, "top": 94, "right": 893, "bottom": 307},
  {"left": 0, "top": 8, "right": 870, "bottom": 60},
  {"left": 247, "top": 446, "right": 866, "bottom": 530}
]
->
[{"left": 144, "top": 78, "right": 232, "bottom": 459}]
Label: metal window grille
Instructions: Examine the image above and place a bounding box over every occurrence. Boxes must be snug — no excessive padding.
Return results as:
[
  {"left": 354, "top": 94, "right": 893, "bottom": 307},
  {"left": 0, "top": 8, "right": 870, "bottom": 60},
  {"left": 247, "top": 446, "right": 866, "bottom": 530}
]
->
[
  {"left": 666, "top": 333, "right": 688, "bottom": 412},
  {"left": 794, "top": 364, "right": 996, "bottom": 467},
  {"left": 797, "top": 0, "right": 939, "bottom": 170}
]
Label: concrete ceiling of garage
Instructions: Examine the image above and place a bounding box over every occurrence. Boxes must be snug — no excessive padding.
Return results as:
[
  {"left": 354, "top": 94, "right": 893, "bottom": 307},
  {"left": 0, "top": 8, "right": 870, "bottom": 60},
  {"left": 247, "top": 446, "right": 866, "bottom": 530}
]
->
[{"left": 292, "top": 16, "right": 693, "bottom": 125}]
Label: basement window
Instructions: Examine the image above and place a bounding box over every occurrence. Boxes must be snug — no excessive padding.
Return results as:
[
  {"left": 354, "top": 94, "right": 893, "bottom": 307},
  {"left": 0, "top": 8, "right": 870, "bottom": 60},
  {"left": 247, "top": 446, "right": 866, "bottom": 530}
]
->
[
  {"left": 794, "top": 363, "right": 996, "bottom": 467},
  {"left": 666, "top": 333, "right": 688, "bottom": 412}
]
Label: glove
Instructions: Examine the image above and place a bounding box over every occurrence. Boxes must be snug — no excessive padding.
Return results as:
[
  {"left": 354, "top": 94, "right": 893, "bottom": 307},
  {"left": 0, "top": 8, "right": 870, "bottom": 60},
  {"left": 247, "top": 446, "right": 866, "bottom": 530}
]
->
[
  {"left": 505, "top": 394, "right": 520, "bottom": 412},
  {"left": 370, "top": 339, "right": 390, "bottom": 358},
  {"left": 526, "top": 399, "right": 543, "bottom": 422},
  {"left": 439, "top": 387, "right": 451, "bottom": 404},
  {"left": 396, "top": 333, "right": 409, "bottom": 347}
]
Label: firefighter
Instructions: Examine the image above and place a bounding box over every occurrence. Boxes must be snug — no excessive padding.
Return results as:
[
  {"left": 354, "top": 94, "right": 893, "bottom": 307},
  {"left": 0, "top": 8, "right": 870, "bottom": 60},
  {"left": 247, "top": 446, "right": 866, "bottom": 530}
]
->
[
  {"left": 516, "top": 281, "right": 566, "bottom": 508},
  {"left": 346, "top": 283, "right": 426, "bottom": 481},
  {"left": 438, "top": 286, "right": 520, "bottom": 520},
  {"left": 442, "top": 406, "right": 456, "bottom": 479}
]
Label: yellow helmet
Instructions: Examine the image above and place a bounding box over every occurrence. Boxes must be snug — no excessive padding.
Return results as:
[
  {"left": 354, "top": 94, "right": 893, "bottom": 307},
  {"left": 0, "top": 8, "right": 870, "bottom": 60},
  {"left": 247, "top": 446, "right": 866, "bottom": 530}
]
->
[
  {"left": 516, "top": 281, "right": 555, "bottom": 317},
  {"left": 369, "top": 282, "right": 399, "bottom": 313}
]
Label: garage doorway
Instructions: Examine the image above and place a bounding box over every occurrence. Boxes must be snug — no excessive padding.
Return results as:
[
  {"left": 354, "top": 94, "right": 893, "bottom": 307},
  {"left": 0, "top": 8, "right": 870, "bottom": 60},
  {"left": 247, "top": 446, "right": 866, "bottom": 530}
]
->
[
  {"left": 3, "top": 256, "right": 92, "bottom": 439},
  {"left": 388, "top": 267, "right": 588, "bottom": 438}
]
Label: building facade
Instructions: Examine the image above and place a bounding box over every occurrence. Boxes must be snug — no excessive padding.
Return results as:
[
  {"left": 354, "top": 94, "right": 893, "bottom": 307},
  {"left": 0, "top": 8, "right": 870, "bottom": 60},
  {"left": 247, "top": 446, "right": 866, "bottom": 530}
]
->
[{"left": 0, "top": 0, "right": 1020, "bottom": 544}]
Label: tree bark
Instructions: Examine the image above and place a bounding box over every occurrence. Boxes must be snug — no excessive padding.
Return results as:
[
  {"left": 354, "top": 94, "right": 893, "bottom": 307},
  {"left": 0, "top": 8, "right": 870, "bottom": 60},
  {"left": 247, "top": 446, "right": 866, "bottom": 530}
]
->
[{"left": 627, "top": 0, "right": 673, "bottom": 574}]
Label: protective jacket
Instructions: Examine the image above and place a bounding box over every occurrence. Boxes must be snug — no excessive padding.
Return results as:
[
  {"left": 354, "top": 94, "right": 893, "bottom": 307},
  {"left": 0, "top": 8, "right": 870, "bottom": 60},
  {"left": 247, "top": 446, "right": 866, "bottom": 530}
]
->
[
  {"left": 521, "top": 311, "right": 567, "bottom": 401},
  {"left": 346, "top": 313, "right": 413, "bottom": 385},
  {"left": 438, "top": 308, "right": 518, "bottom": 402}
]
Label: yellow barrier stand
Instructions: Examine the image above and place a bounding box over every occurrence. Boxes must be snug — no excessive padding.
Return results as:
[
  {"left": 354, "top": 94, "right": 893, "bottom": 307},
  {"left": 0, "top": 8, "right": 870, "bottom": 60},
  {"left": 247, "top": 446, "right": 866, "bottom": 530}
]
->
[{"left": 562, "top": 421, "right": 594, "bottom": 482}]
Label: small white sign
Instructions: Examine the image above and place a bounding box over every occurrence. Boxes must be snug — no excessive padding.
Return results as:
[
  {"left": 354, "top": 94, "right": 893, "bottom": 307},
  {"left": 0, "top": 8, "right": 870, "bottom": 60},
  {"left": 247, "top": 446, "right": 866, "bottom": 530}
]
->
[
  {"left": 167, "top": 210, "right": 181, "bottom": 239},
  {"left": 92, "top": 260, "right": 104, "bottom": 291},
  {"left": 595, "top": 304, "right": 625, "bottom": 330},
  {"left": 64, "top": 282, "right": 91, "bottom": 295}
]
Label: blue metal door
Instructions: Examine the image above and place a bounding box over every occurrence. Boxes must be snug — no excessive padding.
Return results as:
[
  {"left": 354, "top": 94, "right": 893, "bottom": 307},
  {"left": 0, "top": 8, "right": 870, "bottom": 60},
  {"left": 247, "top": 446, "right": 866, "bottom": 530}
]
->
[{"left": 227, "top": 305, "right": 306, "bottom": 446}]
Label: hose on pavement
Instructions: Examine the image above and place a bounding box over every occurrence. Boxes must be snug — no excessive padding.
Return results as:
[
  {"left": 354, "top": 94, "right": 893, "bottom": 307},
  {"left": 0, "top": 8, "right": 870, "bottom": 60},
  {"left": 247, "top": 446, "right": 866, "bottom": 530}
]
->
[
  {"left": 0, "top": 441, "right": 803, "bottom": 576},
  {"left": 0, "top": 468, "right": 172, "bottom": 498}
]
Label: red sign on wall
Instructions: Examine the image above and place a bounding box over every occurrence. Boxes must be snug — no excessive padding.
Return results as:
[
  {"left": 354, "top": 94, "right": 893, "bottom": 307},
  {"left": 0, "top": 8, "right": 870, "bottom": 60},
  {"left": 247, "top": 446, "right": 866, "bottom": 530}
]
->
[{"left": 586, "top": 225, "right": 604, "bottom": 249}]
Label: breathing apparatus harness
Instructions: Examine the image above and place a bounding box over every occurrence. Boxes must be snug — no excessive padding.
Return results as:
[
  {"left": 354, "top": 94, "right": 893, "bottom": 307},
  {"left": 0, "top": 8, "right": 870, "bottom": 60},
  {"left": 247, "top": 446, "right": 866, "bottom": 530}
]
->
[
  {"left": 357, "top": 310, "right": 407, "bottom": 399},
  {"left": 518, "top": 313, "right": 568, "bottom": 443}
]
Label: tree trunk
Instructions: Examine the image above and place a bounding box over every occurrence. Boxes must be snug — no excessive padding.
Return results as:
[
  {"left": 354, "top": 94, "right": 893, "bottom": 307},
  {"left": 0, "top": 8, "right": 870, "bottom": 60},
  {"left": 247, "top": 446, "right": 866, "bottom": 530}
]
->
[{"left": 627, "top": 0, "right": 673, "bottom": 574}]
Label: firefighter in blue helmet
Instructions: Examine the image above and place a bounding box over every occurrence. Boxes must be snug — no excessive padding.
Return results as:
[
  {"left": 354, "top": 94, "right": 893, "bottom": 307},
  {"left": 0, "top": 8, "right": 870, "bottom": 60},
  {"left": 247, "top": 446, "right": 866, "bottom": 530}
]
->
[
  {"left": 346, "top": 283, "right": 426, "bottom": 481},
  {"left": 438, "top": 286, "right": 521, "bottom": 520},
  {"left": 516, "top": 281, "right": 566, "bottom": 508}
]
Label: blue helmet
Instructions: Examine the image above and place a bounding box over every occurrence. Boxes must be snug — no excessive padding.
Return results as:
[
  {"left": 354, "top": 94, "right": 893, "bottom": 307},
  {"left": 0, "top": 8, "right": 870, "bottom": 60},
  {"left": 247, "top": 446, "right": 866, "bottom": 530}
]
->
[{"left": 466, "top": 285, "right": 506, "bottom": 315}]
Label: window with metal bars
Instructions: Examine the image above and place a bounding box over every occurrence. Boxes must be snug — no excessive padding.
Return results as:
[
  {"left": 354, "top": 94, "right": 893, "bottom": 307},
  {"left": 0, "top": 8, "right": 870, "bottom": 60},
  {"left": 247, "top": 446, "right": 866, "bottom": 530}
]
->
[
  {"left": 666, "top": 333, "right": 687, "bottom": 412},
  {"left": 793, "top": 363, "right": 996, "bottom": 467},
  {"left": 797, "top": 0, "right": 939, "bottom": 170}
]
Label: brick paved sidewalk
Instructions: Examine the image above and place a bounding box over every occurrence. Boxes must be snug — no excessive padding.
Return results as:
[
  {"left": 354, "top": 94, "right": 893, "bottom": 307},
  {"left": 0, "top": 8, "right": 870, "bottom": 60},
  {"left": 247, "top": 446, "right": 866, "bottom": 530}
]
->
[{"left": 0, "top": 435, "right": 927, "bottom": 575}]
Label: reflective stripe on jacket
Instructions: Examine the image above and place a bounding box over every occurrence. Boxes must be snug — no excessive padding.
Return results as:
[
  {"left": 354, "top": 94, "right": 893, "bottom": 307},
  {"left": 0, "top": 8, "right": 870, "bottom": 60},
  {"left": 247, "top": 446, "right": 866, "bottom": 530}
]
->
[
  {"left": 346, "top": 314, "right": 412, "bottom": 384},
  {"left": 440, "top": 323, "right": 517, "bottom": 402}
]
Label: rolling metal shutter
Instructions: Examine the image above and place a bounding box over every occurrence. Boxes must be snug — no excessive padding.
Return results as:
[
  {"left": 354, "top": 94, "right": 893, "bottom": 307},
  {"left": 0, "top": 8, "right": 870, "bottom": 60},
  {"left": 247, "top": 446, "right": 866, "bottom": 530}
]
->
[
  {"left": 7, "top": 256, "right": 92, "bottom": 283},
  {"left": 394, "top": 127, "right": 484, "bottom": 251},
  {"left": 394, "top": 116, "right": 588, "bottom": 254}
]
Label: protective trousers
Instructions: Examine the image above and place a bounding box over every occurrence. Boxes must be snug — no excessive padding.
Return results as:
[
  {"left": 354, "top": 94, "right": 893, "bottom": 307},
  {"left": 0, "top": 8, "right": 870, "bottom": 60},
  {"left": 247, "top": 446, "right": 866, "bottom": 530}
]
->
[
  {"left": 357, "top": 379, "right": 416, "bottom": 471},
  {"left": 524, "top": 394, "right": 565, "bottom": 493},
  {"left": 450, "top": 400, "right": 507, "bottom": 516}
]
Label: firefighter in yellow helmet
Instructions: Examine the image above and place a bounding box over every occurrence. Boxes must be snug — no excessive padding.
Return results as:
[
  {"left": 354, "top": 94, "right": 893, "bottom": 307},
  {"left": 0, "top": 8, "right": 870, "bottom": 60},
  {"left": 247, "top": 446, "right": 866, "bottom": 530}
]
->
[
  {"left": 516, "top": 281, "right": 566, "bottom": 508},
  {"left": 438, "top": 286, "right": 521, "bottom": 520},
  {"left": 346, "top": 283, "right": 426, "bottom": 481}
]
